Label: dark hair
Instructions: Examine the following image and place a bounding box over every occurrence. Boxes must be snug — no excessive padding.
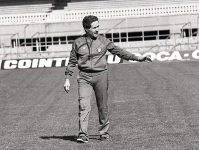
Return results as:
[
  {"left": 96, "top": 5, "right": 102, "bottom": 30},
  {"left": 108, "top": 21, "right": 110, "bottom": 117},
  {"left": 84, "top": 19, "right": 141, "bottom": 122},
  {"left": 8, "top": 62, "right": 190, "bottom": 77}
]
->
[{"left": 82, "top": 15, "right": 98, "bottom": 29}]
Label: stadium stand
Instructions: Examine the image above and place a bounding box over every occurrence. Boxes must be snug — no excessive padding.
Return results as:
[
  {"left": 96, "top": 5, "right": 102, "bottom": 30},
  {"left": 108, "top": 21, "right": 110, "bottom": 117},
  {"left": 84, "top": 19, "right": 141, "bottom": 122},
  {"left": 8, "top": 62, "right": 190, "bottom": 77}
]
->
[
  {"left": 0, "top": 0, "right": 199, "bottom": 60},
  {"left": 0, "top": 0, "right": 54, "bottom": 6},
  {"left": 0, "top": 0, "right": 54, "bottom": 15},
  {"left": 64, "top": 0, "right": 199, "bottom": 11}
]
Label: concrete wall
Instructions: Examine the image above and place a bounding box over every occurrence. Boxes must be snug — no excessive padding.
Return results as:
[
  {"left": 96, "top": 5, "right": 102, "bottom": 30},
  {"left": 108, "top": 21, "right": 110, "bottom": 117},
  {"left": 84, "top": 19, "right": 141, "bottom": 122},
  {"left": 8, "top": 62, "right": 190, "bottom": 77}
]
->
[{"left": 0, "top": 14, "right": 198, "bottom": 47}]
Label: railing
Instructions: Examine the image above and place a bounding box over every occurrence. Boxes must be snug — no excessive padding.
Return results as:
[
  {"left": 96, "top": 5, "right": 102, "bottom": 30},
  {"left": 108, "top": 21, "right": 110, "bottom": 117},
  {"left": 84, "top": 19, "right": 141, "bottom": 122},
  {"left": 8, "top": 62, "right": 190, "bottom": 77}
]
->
[
  {"left": 171, "top": 43, "right": 182, "bottom": 51},
  {"left": 165, "top": 33, "right": 182, "bottom": 51},
  {"left": 148, "top": 45, "right": 160, "bottom": 53},
  {"left": 191, "top": 31, "right": 199, "bottom": 44},
  {"left": 0, "top": 3, "right": 199, "bottom": 25}
]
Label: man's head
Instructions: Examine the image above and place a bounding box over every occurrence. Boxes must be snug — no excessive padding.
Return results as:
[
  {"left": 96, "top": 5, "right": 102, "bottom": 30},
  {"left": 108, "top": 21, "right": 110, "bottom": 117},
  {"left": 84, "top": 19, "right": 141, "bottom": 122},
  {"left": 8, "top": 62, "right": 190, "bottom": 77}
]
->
[{"left": 82, "top": 15, "right": 99, "bottom": 39}]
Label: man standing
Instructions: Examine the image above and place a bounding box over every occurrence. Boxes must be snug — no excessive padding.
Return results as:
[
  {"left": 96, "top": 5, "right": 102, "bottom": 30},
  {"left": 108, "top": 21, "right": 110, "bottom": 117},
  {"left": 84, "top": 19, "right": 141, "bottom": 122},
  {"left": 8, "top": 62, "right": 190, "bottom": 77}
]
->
[{"left": 64, "top": 15, "right": 152, "bottom": 143}]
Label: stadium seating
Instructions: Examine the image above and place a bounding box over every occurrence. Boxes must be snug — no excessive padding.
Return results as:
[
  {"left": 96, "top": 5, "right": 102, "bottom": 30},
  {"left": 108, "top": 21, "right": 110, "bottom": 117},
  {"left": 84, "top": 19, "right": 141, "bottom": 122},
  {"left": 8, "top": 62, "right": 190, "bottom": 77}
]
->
[
  {"left": 0, "top": 0, "right": 198, "bottom": 59},
  {"left": 0, "top": 0, "right": 54, "bottom": 15},
  {"left": 0, "top": 0, "right": 54, "bottom": 6},
  {"left": 0, "top": 4, "right": 53, "bottom": 15},
  {"left": 64, "top": 0, "right": 199, "bottom": 11}
]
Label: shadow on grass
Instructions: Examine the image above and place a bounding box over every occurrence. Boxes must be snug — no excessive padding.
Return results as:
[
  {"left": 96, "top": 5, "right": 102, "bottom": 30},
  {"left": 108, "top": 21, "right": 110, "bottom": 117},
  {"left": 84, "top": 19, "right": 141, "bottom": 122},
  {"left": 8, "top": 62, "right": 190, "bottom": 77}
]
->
[
  {"left": 88, "top": 135, "right": 101, "bottom": 140},
  {"left": 40, "top": 135, "right": 100, "bottom": 142},
  {"left": 40, "top": 135, "right": 77, "bottom": 142}
]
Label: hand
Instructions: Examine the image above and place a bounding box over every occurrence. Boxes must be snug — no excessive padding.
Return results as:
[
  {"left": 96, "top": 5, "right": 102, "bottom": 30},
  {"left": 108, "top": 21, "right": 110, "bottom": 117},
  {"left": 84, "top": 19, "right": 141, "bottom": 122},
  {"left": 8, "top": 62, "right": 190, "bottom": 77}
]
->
[
  {"left": 138, "top": 56, "right": 152, "bottom": 63},
  {"left": 64, "top": 79, "right": 70, "bottom": 93}
]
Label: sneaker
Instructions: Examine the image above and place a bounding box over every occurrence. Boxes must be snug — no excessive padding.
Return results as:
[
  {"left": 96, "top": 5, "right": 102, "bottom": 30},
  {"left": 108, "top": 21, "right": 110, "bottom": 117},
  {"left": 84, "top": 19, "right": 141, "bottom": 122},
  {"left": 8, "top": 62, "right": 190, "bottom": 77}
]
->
[
  {"left": 76, "top": 134, "right": 89, "bottom": 143},
  {"left": 100, "top": 133, "right": 110, "bottom": 141}
]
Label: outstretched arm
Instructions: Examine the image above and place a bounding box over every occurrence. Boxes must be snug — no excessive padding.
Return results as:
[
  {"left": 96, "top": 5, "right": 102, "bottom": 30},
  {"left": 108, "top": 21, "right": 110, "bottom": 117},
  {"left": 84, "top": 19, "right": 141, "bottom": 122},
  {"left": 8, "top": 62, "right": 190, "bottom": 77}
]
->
[
  {"left": 107, "top": 42, "right": 152, "bottom": 62},
  {"left": 137, "top": 55, "right": 152, "bottom": 62}
]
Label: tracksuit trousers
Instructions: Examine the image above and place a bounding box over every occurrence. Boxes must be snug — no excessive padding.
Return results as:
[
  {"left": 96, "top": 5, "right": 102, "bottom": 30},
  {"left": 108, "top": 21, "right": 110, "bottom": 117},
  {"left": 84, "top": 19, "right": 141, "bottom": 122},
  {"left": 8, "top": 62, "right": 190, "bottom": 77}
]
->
[{"left": 77, "top": 70, "right": 110, "bottom": 136}]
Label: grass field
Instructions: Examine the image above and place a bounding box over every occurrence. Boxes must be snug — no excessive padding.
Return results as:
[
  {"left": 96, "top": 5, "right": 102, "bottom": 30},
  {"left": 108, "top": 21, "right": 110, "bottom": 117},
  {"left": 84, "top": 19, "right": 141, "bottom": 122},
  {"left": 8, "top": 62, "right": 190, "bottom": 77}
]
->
[{"left": 1, "top": 61, "right": 199, "bottom": 150}]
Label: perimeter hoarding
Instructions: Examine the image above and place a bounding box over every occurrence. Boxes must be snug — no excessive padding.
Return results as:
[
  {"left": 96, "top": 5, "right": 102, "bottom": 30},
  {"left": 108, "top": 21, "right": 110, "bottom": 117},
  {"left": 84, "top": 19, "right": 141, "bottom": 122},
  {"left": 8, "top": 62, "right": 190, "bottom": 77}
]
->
[{"left": 0, "top": 50, "right": 199, "bottom": 70}]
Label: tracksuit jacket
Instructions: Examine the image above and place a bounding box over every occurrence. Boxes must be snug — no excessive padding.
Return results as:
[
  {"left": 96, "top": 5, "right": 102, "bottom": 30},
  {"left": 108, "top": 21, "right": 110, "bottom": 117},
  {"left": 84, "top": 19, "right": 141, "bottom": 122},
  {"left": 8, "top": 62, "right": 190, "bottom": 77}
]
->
[{"left": 65, "top": 34, "right": 139, "bottom": 76}]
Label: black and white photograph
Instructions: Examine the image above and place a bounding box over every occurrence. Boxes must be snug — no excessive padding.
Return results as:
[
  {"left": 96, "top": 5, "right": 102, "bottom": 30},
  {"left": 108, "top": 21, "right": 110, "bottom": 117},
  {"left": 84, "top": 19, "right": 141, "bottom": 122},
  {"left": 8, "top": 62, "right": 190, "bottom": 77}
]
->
[{"left": 0, "top": 0, "right": 199, "bottom": 149}]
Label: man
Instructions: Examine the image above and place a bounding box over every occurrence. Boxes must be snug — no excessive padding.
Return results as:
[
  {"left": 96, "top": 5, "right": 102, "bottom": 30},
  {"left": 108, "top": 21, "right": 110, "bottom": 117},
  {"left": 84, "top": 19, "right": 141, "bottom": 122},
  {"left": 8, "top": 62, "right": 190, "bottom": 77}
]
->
[{"left": 64, "top": 15, "right": 152, "bottom": 143}]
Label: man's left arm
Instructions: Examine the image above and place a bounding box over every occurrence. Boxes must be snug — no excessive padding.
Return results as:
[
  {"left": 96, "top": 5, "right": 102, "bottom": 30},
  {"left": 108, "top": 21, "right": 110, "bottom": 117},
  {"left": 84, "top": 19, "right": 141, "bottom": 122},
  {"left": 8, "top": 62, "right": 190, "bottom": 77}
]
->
[{"left": 107, "top": 42, "right": 152, "bottom": 62}]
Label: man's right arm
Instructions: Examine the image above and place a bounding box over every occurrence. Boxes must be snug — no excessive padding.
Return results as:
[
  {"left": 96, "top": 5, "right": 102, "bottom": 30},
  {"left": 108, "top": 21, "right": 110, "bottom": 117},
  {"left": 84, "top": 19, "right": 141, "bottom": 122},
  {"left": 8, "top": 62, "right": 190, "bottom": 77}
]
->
[
  {"left": 64, "top": 43, "right": 78, "bottom": 93},
  {"left": 65, "top": 43, "right": 78, "bottom": 78}
]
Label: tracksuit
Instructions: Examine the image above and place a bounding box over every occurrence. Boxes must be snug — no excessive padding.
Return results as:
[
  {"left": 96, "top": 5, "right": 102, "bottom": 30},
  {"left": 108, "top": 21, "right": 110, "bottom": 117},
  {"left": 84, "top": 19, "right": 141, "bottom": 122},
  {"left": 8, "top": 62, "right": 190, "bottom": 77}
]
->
[{"left": 65, "top": 34, "right": 139, "bottom": 136}]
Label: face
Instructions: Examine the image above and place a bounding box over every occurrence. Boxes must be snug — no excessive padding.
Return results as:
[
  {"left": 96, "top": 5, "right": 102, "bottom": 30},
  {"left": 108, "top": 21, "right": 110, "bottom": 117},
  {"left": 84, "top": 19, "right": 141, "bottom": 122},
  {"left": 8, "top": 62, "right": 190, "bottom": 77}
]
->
[{"left": 86, "top": 21, "right": 99, "bottom": 38}]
